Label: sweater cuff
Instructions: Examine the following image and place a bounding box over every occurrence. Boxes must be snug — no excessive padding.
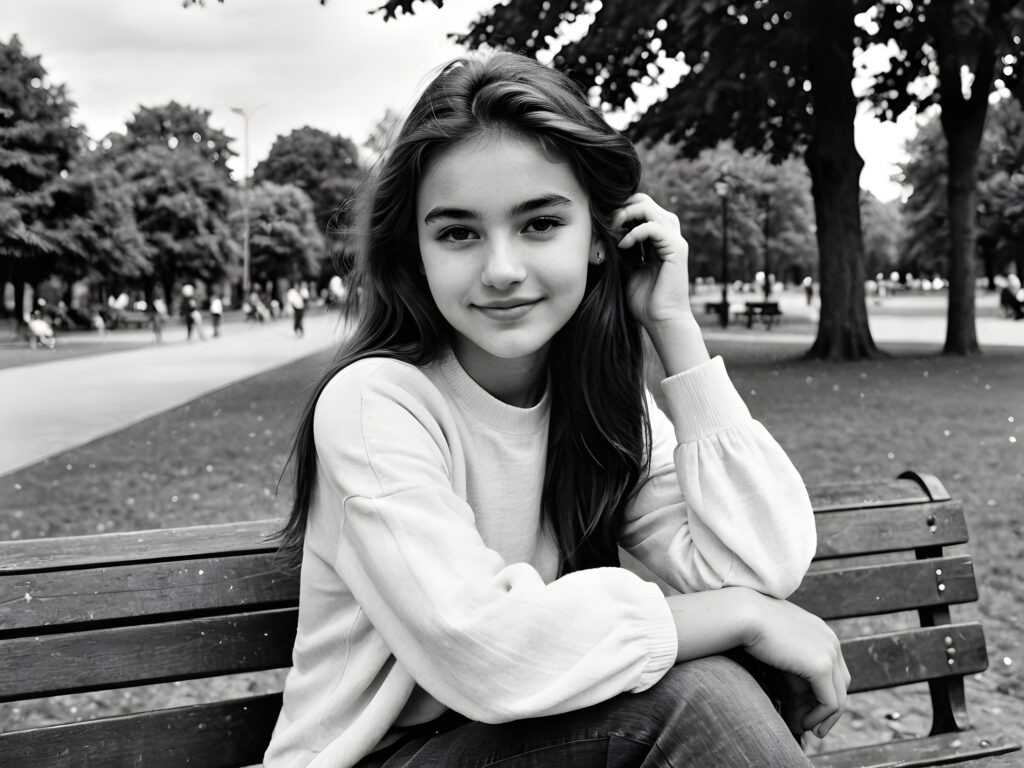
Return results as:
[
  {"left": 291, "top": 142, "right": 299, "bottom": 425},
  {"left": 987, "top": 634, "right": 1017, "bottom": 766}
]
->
[
  {"left": 659, "top": 356, "right": 751, "bottom": 443},
  {"left": 636, "top": 584, "right": 678, "bottom": 691}
]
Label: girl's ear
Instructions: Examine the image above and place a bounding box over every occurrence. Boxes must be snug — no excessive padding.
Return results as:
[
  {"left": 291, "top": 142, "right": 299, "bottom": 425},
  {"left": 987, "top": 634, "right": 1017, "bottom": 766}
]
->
[{"left": 589, "top": 241, "right": 605, "bottom": 266}]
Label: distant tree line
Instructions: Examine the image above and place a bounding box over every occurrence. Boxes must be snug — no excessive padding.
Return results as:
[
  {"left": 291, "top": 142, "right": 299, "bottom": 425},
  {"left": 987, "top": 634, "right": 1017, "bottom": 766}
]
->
[{"left": 0, "top": 35, "right": 363, "bottom": 327}]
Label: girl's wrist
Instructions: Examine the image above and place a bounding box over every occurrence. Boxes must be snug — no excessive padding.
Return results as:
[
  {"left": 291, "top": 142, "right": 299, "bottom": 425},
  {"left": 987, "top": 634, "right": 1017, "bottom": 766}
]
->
[{"left": 645, "top": 315, "right": 710, "bottom": 376}]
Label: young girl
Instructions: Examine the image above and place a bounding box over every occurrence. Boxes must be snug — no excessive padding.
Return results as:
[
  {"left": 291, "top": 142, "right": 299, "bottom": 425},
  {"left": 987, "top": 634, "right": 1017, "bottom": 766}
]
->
[{"left": 265, "top": 52, "right": 849, "bottom": 768}]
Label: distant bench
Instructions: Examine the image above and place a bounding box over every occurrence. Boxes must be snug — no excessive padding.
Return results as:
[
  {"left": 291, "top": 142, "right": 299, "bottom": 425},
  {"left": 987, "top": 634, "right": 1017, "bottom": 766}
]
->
[
  {"left": 0, "top": 472, "right": 1020, "bottom": 767},
  {"left": 735, "top": 300, "right": 782, "bottom": 328}
]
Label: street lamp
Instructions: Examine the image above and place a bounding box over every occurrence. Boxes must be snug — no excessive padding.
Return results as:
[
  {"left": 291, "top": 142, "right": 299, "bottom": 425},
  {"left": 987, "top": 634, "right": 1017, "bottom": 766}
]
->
[
  {"left": 230, "top": 104, "right": 266, "bottom": 300},
  {"left": 714, "top": 177, "right": 730, "bottom": 328},
  {"left": 760, "top": 191, "right": 772, "bottom": 301}
]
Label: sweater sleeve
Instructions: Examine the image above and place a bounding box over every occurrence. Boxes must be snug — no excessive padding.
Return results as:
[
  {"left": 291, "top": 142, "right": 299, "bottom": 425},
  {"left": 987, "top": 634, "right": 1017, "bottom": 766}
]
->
[
  {"left": 619, "top": 356, "right": 816, "bottom": 598},
  {"left": 310, "top": 361, "right": 678, "bottom": 724}
]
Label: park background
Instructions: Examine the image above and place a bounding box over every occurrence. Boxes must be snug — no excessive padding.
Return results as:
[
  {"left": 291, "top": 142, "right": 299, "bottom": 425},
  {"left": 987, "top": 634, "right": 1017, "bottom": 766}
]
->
[{"left": 1, "top": 0, "right": 1023, "bottom": 763}]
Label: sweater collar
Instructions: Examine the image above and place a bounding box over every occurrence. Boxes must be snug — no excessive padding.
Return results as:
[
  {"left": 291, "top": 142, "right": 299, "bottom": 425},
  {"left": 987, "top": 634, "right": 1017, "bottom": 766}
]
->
[{"left": 436, "top": 349, "right": 550, "bottom": 434}]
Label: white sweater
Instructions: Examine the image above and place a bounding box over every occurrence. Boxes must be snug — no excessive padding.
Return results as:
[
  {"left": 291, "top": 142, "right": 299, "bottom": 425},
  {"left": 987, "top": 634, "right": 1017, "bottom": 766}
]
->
[{"left": 263, "top": 353, "right": 815, "bottom": 768}]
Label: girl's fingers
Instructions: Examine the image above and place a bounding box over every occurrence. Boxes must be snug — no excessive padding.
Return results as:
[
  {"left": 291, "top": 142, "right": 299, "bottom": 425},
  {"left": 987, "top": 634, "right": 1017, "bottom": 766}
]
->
[
  {"left": 800, "top": 663, "right": 840, "bottom": 733},
  {"left": 618, "top": 221, "right": 686, "bottom": 260},
  {"left": 611, "top": 194, "right": 679, "bottom": 232},
  {"left": 617, "top": 221, "right": 660, "bottom": 251},
  {"left": 801, "top": 653, "right": 848, "bottom": 737}
]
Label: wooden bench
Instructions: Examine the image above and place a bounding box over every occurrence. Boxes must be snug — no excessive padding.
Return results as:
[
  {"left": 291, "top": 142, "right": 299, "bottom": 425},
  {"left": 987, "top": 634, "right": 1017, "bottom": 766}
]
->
[
  {"left": 0, "top": 472, "right": 1019, "bottom": 767},
  {"left": 704, "top": 300, "right": 728, "bottom": 314},
  {"left": 735, "top": 300, "right": 783, "bottom": 328}
]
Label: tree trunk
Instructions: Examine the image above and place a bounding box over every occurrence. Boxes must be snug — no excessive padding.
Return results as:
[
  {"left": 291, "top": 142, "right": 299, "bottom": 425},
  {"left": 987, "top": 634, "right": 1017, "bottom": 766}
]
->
[
  {"left": 804, "top": 0, "right": 880, "bottom": 360},
  {"left": 933, "top": 10, "right": 996, "bottom": 355},
  {"left": 939, "top": 108, "right": 985, "bottom": 354}
]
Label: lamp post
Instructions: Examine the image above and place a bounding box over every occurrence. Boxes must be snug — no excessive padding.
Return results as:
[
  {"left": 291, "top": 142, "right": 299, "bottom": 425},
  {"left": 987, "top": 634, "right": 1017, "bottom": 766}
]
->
[
  {"left": 760, "top": 191, "right": 772, "bottom": 301},
  {"left": 714, "top": 177, "right": 730, "bottom": 328},
  {"left": 230, "top": 104, "right": 265, "bottom": 300}
]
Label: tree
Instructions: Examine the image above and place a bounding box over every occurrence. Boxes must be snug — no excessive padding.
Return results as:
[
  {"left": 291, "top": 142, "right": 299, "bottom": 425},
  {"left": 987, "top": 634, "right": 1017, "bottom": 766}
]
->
[
  {"left": 638, "top": 140, "right": 817, "bottom": 287},
  {"left": 860, "top": 192, "right": 902, "bottom": 283},
  {"left": 975, "top": 97, "right": 1024, "bottom": 283},
  {"left": 51, "top": 147, "right": 152, "bottom": 300},
  {"left": 0, "top": 35, "right": 83, "bottom": 324},
  {"left": 901, "top": 97, "right": 1024, "bottom": 288},
  {"left": 254, "top": 126, "right": 361, "bottom": 258},
  {"left": 117, "top": 101, "right": 235, "bottom": 181},
  {"left": 871, "top": 0, "right": 1024, "bottom": 354},
  {"left": 103, "top": 141, "right": 237, "bottom": 303},
  {"left": 253, "top": 126, "right": 363, "bottom": 283},
  {"left": 95, "top": 103, "right": 240, "bottom": 302},
  {"left": 380, "top": 0, "right": 880, "bottom": 360},
  {"left": 229, "top": 181, "right": 323, "bottom": 290}
]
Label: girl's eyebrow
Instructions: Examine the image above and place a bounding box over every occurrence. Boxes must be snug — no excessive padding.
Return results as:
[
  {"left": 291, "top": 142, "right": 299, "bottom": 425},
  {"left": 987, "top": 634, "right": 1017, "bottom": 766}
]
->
[
  {"left": 507, "top": 193, "right": 573, "bottom": 218},
  {"left": 422, "top": 193, "right": 574, "bottom": 225}
]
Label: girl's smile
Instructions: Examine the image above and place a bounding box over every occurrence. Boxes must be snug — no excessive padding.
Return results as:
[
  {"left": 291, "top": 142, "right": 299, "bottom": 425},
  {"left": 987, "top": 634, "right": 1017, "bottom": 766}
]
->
[
  {"left": 473, "top": 298, "right": 542, "bottom": 321},
  {"left": 416, "top": 131, "right": 597, "bottom": 404}
]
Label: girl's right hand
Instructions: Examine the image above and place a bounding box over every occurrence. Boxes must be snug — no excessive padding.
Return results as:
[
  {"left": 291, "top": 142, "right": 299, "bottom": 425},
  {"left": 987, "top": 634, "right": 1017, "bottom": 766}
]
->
[{"left": 742, "top": 594, "right": 850, "bottom": 738}]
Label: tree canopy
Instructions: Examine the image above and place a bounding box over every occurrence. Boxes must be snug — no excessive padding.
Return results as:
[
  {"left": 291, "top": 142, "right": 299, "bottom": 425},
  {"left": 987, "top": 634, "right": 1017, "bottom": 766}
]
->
[
  {"left": 0, "top": 35, "right": 83, "bottom": 321},
  {"left": 253, "top": 126, "right": 362, "bottom": 235},
  {"left": 901, "top": 96, "right": 1024, "bottom": 286},
  {"left": 116, "top": 101, "right": 235, "bottom": 181},
  {"left": 638, "top": 140, "right": 817, "bottom": 288},
  {"left": 99, "top": 105, "right": 240, "bottom": 302},
  {"left": 230, "top": 181, "right": 323, "bottom": 287}
]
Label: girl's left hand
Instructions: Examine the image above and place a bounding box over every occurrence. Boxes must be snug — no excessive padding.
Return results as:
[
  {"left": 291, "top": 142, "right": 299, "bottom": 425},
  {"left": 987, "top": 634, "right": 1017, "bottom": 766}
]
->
[{"left": 611, "top": 193, "right": 693, "bottom": 330}]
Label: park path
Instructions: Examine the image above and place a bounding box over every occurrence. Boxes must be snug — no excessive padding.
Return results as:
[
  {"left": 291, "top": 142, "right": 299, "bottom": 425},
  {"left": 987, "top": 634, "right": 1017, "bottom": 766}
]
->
[
  {"left": 0, "top": 312, "right": 342, "bottom": 477},
  {"left": 700, "top": 289, "right": 1024, "bottom": 349}
]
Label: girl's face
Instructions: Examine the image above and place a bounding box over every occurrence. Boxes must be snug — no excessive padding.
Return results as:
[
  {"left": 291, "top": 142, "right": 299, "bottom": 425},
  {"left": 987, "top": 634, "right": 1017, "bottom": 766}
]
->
[{"left": 416, "top": 132, "right": 596, "bottom": 392}]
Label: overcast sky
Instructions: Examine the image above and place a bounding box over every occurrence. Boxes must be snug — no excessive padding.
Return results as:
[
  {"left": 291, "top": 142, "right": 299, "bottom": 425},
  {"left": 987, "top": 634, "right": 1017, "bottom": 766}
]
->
[{"left": 3, "top": 0, "right": 914, "bottom": 201}]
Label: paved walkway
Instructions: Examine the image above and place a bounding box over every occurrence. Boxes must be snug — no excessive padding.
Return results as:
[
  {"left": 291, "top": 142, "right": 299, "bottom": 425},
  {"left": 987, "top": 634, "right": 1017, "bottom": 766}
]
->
[
  {"left": 0, "top": 312, "right": 343, "bottom": 476},
  {"left": 0, "top": 291, "right": 1020, "bottom": 477},
  {"left": 700, "top": 290, "right": 1024, "bottom": 349}
]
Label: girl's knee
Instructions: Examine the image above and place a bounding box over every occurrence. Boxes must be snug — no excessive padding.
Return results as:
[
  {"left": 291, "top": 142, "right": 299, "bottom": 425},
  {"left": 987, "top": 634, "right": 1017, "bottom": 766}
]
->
[
  {"left": 654, "top": 657, "right": 787, "bottom": 733},
  {"left": 657, "top": 655, "right": 762, "bottom": 702}
]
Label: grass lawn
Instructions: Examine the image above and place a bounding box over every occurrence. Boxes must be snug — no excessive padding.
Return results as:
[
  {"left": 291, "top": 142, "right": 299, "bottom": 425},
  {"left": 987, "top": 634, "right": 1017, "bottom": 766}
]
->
[{"left": 1, "top": 336, "right": 1022, "bottom": 757}]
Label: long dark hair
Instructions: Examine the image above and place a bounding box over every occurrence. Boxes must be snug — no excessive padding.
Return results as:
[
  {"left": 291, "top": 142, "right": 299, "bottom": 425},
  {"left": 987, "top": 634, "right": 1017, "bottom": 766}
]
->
[{"left": 278, "top": 52, "right": 651, "bottom": 576}]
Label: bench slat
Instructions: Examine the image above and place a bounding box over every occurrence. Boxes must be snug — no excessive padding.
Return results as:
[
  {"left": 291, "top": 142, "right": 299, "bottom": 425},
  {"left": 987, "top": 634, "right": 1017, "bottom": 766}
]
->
[
  {"left": 0, "top": 693, "right": 280, "bottom": 768},
  {"left": 814, "top": 501, "right": 967, "bottom": 559},
  {"left": 0, "top": 554, "right": 298, "bottom": 633},
  {"left": 0, "top": 520, "right": 281, "bottom": 574},
  {"left": 808, "top": 479, "right": 933, "bottom": 512},
  {"left": 809, "top": 729, "right": 1022, "bottom": 768},
  {"left": 791, "top": 556, "right": 977, "bottom": 619},
  {"left": 842, "top": 623, "right": 987, "bottom": 693},
  {"left": 0, "top": 609, "right": 297, "bottom": 702}
]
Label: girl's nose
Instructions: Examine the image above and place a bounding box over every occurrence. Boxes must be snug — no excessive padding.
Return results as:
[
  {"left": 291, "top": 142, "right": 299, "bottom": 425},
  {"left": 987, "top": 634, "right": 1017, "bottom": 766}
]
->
[{"left": 480, "top": 239, "right": 527, "bottom": 290}]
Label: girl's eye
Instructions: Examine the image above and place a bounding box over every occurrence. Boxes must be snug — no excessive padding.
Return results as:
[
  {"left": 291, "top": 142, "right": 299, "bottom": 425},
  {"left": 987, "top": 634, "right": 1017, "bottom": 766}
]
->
[
  {"left": 524, "top": 217, "right": 562, "bottom": 234},
  {"left": 439, "top": 226, "right": 476, "bottom": 243}
]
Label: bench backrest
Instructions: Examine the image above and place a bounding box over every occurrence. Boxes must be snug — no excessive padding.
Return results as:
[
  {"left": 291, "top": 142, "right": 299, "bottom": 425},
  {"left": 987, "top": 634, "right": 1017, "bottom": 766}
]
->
[
  {"left": 0, "top": 519, "right": 294, "bottom": 766},
  {"left": 0, "top": 472, "right": 987, "bottom": 767}
]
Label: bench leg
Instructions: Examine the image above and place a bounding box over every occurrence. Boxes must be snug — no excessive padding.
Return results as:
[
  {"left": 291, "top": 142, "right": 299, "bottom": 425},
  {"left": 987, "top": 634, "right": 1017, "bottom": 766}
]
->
[{"left": 916, "top": 552, "right": 971, "bottom": 734}]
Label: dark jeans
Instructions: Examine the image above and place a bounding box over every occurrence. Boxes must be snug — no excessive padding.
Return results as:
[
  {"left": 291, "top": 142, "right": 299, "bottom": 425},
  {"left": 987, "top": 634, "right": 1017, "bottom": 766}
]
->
[{"left": 361, "top": 656, "right": 812, "bottom": 767}]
